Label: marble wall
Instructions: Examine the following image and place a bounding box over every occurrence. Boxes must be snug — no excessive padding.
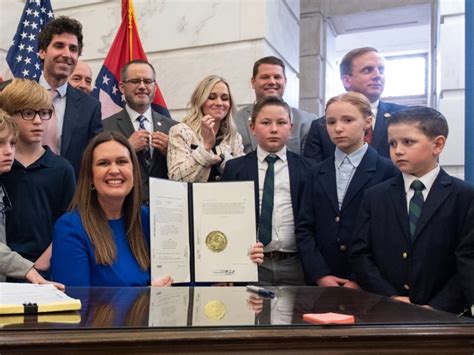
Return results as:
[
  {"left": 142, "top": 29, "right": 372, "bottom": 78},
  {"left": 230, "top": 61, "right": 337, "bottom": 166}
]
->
[
  {"left": 437, "top": 0, "right": 465, "bottom": 177},
  {"left": 0, "top": 0, "right": 301, "bottom": 120}
]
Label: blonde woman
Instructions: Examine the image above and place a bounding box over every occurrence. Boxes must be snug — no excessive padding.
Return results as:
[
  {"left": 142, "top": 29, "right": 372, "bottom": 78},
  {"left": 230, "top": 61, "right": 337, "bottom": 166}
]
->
[{"left": 167, "top": 75, "right": 243, "bottom": 182}]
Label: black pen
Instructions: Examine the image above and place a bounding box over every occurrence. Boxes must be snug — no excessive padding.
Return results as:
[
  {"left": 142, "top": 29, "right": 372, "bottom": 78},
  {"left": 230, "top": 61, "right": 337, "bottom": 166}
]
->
[{"left": 246, "top": 285, "right": 275, "bottom": 298}]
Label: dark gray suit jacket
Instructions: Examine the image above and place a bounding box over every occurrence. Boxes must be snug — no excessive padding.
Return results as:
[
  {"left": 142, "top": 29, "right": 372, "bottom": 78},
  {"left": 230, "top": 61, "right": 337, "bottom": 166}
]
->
[{"left": 103, "top": 109, "right": 177, "bottom": 201}]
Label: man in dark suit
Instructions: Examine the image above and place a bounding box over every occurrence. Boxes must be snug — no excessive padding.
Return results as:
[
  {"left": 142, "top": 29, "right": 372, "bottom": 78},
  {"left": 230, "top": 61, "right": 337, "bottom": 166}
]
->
[
  {"left": 223, "top": 96, "right": 311, "bottom": 286},
  {"left": 235, "top": 56, "right": 316, "bottom": 155},
  {"left": 304, "top": 47, "right": 405, "bottom": 162},
  {"left": 103, "top": 60, "right": 176, "bottom": 201},
  {"left": 350, "top": 106, "right": 474, "bottom": 314},
  {"left": 38, "top": 16, "right": 102, "bottom": 176}
]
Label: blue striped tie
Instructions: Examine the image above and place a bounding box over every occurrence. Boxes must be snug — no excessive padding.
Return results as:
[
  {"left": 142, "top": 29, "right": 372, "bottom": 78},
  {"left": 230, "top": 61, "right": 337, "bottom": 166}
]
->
[
  {"left": 137, "top": 115, "right": 151, "bottom": 170},
  {"left": 409, "top": 180, "right": 425, "bottom": 240},
  {"left": 258, "top": 155, "right": 279, "bottom": 246}
]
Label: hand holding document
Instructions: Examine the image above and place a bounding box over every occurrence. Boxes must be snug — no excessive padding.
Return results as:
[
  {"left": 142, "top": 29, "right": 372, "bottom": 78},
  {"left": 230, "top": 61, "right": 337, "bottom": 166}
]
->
[{"left": 150, "top": 178, "right": 258, "bottom": 283}]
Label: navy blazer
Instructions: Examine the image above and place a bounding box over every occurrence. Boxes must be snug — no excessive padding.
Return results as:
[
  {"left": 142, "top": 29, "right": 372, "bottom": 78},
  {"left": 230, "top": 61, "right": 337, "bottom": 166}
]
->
[
  {"left": 303, "top": 101, "right": 406, "bottom": 163},
  {"left": 296, "top": 146, "right": 398, "bottom": 284},
  {"left": 103, "top": 109, "right": 177, "bottom": 201},
  {"left": 222, "top": 150, "right": 311, "bottom": 228},
  {"left": 62, "top": 85, "right": 103, "bottom": 176},
  {"left": 350, "top": 169, "right": 474, "bottom": 313}
]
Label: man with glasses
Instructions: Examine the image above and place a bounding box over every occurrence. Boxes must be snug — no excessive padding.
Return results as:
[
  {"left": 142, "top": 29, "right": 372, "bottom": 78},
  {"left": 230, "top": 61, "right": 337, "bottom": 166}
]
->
[
  {"left": 103, "top": 60, "right": 176, "bottom": 201},
  {"left": 38, "top": 16, "right": 102, "bottom": 177}
]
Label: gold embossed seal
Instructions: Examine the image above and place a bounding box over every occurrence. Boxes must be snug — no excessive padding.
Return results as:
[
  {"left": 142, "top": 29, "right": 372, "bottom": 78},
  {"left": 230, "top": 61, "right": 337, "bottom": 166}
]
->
[
  {"left": 204, "top": 300, "right": 226, "bottom": 320},
  {"left": 205, "top": 231, "right": 227, "bottom": 252}
]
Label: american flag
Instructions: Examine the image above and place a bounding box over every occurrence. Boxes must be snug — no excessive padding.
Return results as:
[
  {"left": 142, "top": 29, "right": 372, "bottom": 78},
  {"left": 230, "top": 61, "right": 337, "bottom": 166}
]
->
[
  {"left": 92, "top": 0, "right": 170, "bottom": 119},
  {"left": 6, "top": 0, "right": 54, "bottom": 80}
]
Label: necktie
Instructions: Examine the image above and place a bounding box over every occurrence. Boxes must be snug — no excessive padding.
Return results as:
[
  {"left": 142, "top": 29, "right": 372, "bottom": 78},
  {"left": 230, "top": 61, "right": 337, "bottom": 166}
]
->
[
  {"left": 258, "top": 155, "right": 278, "bottom": 246},
  {"left": 337, "top": 156, "right": 353, "bottom": 209},
  {"left": 409, "top": 180, "right": 425, "bottom": 240},
  {"left": 43, "top": 90, "right": 59, "bottom": 154},
  {"left": 137, "top": 115, "right": 151, "bottom": 170},
  {"left": 364, "top": 125, "right": 373, "bottom": 144}
]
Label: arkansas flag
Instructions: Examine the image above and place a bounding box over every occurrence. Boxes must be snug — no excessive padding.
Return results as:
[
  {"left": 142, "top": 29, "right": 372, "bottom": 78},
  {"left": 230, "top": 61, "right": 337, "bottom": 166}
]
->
[{"left": 92, "top": 0, "right": 170, "bottom": 118}]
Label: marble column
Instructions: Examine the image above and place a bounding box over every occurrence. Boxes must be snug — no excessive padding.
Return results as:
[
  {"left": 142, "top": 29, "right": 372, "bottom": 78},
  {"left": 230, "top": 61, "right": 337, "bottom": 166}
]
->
[{"left": 437, "top": 0, "right": 465, "bottom": 178}]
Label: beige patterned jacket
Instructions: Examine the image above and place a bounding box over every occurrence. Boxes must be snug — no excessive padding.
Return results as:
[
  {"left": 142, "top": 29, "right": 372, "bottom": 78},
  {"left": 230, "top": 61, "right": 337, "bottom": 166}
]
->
[{"left": 167, "top": 123, "right": 244, "bottom": 182}]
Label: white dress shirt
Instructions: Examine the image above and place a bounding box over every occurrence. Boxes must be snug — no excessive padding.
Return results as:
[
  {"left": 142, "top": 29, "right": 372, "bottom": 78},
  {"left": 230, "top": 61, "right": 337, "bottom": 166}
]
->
[
  {"left": 125, "top": 105, "right": 153, "bottom": 134},
  {"left": 125, "top": 105, "right": 154, "bottom": 155},
  {"left": 334, "top": 143, "right": 368, "bottom": 209},
  {"left": 39, "top": 75, "right": 67, "bottom": 153},
  {"left": 371, "top": 100, "right": 379, "bottom": 129},
  {"left": 403, "top": 164, "right": 440, "bottom": 212},
  {"left": 256, "top": 145, "right": 296, "bottom": 252}
]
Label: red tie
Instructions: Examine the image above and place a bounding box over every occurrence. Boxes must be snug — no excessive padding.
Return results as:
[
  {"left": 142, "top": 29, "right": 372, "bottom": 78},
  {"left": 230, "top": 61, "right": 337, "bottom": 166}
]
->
[
  {"left": 43, "top": 90, "right": 59, "bottom": 154},
  {"left": 364, "top": 125, "right": 373, "bottom": 145}
]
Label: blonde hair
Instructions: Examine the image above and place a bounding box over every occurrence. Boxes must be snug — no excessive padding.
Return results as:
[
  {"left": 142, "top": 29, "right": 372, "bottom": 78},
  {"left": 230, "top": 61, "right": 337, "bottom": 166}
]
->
[
  {"left": 0, "top": 79, "right": 52, "bottom": 115},
  {"left": 0, "top": 109, "right": 19, "bottom": 139},
  {"left": 325, "top": 91, "right": 373, "bottom": 119},
  {"left": 182, "top": 75, "right": 238, "bottom": 144}
]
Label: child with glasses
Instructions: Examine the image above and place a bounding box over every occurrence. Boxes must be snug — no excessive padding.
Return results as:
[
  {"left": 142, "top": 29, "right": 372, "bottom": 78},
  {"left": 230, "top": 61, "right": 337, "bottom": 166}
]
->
[
  {"left": 0, "top": 108, "right": 63, "bottom": 288},
  {"left": 0, "top": 79, "right": 75, "bottom": 281}
]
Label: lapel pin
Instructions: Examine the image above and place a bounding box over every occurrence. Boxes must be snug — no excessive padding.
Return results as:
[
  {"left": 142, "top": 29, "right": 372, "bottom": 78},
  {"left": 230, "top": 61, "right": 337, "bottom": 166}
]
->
[
  {"left": 384, "top": 112, "right": 391, "bottom": 118},
  {"left": 157, "top": 121, "right": 162, "bottom": 126}
]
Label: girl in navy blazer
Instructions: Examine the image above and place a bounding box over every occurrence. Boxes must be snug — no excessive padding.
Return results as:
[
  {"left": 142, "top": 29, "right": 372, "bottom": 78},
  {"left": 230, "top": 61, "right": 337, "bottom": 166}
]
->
[{"left": 296, "top": 92, "right": 398, "bottom": 287}]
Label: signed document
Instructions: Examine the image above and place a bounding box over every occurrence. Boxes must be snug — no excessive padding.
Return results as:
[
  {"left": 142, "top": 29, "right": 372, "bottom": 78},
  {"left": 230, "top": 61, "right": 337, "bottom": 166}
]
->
[
  {"left": 150, "top": 178, "right": 257, "bottom": 283},
  {"left": 192, "top": 182, "right": 257, "bottom": 282},
  {"left": 150, "top": 179, "right": 191, "bottom": 283}
]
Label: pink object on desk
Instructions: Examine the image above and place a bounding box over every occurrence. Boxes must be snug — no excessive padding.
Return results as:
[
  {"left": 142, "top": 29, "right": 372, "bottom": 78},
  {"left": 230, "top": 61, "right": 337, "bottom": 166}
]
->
[{"left": 303, "top": 312, "right": 355, "bottom": 324}]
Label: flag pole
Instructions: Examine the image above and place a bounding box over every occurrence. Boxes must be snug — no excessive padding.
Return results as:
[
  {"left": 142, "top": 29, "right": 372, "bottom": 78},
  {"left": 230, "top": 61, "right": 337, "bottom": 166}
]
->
[{"left": 128, "top": 0, "right": 134, "bottom": 61}]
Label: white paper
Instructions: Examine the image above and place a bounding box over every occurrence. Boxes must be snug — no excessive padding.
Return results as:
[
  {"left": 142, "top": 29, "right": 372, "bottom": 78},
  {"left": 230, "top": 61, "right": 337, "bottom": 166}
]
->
[
  {"left": 150, "top": 178, "right": 191, "bottom": 283},
  {"left": 192, "top": 287, "right": 256, "bottom": 326},
  {"left": 148, "top": 287, "right": 189, "bottom": 327},
  {"left": 0, "top": 283, "right": 80, "bottom": 314},
  {"left": 193, "top": 181, "right": 258, "bottom": 282},
  {"left": 1, "top": 283, "right": 70, "bottom": 304}
]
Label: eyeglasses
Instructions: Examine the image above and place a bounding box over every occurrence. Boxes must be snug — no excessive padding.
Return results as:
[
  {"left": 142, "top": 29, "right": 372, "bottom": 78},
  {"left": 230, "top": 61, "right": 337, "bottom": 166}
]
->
[
  {"left": 123, "top": 78, "right": 155, "bottom": 86},
  {"left": 16, "top": 109, "right": 53, "bottom": 121}
]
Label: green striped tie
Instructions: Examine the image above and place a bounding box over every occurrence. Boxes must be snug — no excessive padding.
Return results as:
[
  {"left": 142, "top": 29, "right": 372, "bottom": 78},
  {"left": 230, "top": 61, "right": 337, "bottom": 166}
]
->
[
  {"left": 409, "top": 180, "right": 425, "bottom": 240},
  {"left": 258, "top": 155, "right": 278, "bottom": 246}
]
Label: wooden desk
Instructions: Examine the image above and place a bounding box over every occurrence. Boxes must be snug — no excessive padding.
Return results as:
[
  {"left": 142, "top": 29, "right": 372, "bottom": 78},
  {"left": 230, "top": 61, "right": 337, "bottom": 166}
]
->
[{"left": 1, "top": 286, "right": 473, "bottom": 354}]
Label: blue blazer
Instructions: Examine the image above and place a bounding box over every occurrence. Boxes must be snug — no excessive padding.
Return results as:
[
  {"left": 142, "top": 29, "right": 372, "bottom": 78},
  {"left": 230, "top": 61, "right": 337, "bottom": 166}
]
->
[
  {"left": 350, "top": 169, "right": 474, "bottom": 313},
  {"left": 296, "top": 146, "right": 398, "bottom": 284},
  {"left": 303, "top": 101, "right": 406, "bottom": 163},
  {"left": 62, "top": 85, "right": 103, "bottom": 176},
  {"left": 222, "top": 150, "right": 311, "bottom": 227}
]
